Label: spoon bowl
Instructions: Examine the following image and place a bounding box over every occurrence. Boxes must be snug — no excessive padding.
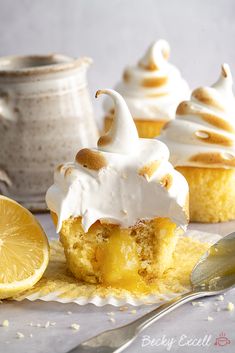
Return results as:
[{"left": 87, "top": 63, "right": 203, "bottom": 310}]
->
[{"left": 191, "top": 232, "right": 235, "bottom": 293}]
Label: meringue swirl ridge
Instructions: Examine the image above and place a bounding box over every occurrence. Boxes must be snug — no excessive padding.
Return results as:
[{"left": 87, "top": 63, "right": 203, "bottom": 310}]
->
[
  {"left": 159, "top": 64, "right": 235, "bottom": 168},
  {"left": 104, "top": 40, "right": 190, "bottom": 121}
]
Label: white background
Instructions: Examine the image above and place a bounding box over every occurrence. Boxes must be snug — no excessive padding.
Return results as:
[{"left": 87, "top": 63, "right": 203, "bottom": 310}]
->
[{"left": 0, "top": 0, "right": 235, "bottom": 124}]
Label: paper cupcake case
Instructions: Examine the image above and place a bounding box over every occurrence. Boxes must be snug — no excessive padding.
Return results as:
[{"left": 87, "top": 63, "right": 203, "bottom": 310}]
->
[{"left": 14, "top": 229, "right": 221, "bottom": 307}]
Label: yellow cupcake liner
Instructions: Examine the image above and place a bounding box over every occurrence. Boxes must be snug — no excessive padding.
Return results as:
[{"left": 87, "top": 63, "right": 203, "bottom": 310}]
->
[
  {"left": 104, "top": 117, "right": 167, "bottom": 138},
  {"left": 13, "top": 230, "right": 220, "bottom": 306}
]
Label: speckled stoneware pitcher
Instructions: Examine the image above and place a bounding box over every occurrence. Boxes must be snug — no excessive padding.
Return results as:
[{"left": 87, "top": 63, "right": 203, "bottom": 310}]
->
[{"left": 0, "top": 54, "right": 98, "bottom": 211}]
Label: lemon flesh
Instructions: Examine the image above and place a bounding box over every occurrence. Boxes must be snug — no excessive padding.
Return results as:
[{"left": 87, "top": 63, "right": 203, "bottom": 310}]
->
[{"left": 0, "top": 196, "right": 49, "bottom": 299}]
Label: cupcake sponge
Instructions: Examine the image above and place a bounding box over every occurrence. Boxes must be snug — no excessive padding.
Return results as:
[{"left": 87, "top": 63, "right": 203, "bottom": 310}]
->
[
  {"left": 104, "top": 116, "right": 166, "bottom": 138},
  {"left": 176, "top": 166, "right": 235, "bottom": 223},
  {"left": 51, "top": 212, "right": 178, "bottom": 290}
]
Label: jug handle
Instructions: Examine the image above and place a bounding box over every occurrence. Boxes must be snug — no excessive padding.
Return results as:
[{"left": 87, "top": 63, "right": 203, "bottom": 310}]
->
[
  {"left": 0, "top": 95, "right": 13, "bottom": 187},
  {"left": 0, "top": 169, "right": 12, "bottom": 187},
  {"left": 0, "top": 92, "right": 12, "bottom": 123},
  {"left": 0, "top": 92, "right": 16, "bottom": 122}
]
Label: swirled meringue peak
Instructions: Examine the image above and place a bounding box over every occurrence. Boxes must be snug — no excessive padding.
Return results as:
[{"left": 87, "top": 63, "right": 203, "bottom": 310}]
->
[
  {"left": 104, "top": 40, "right": 190, "bottom": 121},
  {"left": 159, "top": 64, "right": 235, "bottom": 169},
  {"left": 46, "top": 89, "right": 189, "bottom": 232}
]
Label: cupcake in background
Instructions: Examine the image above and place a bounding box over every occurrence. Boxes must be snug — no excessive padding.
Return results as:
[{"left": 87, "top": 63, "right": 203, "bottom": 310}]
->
[
  {"left": 103, "top": 40, "right": 190, "bottom": 138},
  {"left": 159, "top": 64, "right": 235, "bottom": 223}
]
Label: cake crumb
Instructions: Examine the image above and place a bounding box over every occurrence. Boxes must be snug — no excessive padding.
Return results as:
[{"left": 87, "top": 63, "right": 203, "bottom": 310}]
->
[
  {"left": 216, "top": 295, "right": 224, "bottom": 301},
  {"left": 192, "top": 301, "right": 204, "bottom": 307},
  {"left": 71, "top": 323, "right": 80, "bottom": 331},
  {"left": 67, "top": 311, "right": 72, "bottom": 315},
  {"left": 207, "top": 316, "right": 214, "bottom": 321},
  {"left": 130, "top": 309, "right": 137, "bottom": 314},
  {"left": 2, "top": 320, "right": 9, "bottom": 327},
  {"left": 44, "top": 321, "right": 50, "bottom": 328},
  {"left": 216, "top": 307, "right": 221, "bottom": 312},
  {"left": 119, "top": 306, "right": 128, "bottom": 312},
  {"left": 226, "top": 302, "right": 234, "bottom": 311},
  {"left": 109, "top": 317, "right": 116, "bottom": 324},
  {"left": 16, "top": 332, "right": 24, "bottom": 339}
]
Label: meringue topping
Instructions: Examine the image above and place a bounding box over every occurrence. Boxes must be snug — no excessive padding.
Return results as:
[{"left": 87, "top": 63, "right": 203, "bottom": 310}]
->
[
  {"left": 76, "top": 149, "right": 107, "bottom": 170},
  {"left": 138, "top": 39, "right": 170, "bottom": 71},
  {"left": 104, "top": 40, "right": 190, "bottom": 121},
  {"left": 159, "top": 64, "right": 235, "bottom": 169},
  {"left": 97, "top": 89, "right": 139, "bottom": 153},
  {"left": 46, "top": 89, "right": 189, "bottom": 232}
]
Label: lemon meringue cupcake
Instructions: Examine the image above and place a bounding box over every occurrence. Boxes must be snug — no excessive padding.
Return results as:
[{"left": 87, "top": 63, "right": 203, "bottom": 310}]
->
[
  {"left": 104, "top": 40, "right": 190, "bottom": 138},
  {"left": 159, "top": 64, "right": 235, "bottom": 223},
  {"left": 46, "top": 89, "right": 188, "bottom": 292}
]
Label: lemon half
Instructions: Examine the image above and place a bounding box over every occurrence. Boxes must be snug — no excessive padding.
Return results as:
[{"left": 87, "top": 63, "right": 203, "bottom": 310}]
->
[{"left": 0, "top": 196, "right": 49, "bottom": 299}]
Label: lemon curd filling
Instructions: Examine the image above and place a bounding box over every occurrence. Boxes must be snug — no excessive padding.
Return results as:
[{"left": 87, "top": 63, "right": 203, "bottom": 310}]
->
[
  {"left": 96, "top": 229, "right": 148, "bottom": 292},
  {"left": 13, "top": 236, "right": 210, "bottom": 302},
  {"left": 52, "top": 212, "right": 179, "bottom": 292}
]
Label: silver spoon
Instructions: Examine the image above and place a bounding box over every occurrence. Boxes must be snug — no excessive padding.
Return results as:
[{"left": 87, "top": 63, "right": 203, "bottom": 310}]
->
[{"left": 68, "top": 232, "right": 235, "bottom": 353}]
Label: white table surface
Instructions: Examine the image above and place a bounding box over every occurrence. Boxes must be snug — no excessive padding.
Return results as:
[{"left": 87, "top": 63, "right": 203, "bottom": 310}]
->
[{"left": 0, "top": 214, "right": 235, "bottom": 353}]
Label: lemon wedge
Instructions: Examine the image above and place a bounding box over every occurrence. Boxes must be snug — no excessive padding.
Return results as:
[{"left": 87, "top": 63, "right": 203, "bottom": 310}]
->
[{"left": 0, "top": 196, "right": 49, "bottom": 299}]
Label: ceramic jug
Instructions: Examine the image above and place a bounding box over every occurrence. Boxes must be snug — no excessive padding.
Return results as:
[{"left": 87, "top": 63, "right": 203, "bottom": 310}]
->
[{"left": 0, "top": 54, "right": 98, "bottom": 211}]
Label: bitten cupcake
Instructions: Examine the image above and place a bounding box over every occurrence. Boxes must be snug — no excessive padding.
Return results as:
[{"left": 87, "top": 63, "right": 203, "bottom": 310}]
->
[
  {"left": 104, "top": 40, "right": 190, "bottom": 138},
  {"left": 46, "top": 89, "right": 188, "bottom": 293},
  {"left": 159, "top": 64, "right": 235, "bottom": 223}
]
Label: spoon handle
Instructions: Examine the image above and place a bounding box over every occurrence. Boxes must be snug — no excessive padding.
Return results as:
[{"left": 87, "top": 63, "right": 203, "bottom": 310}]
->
[{"left": 132, "top": 291, "right": 205, "bottom": 333}]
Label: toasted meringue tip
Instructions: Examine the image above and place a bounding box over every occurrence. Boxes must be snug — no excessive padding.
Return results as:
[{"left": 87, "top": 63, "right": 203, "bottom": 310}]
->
[
  {"left": 154, "top": 39, "right": 170, "bottom": 60},
  {"left": 147, "top": 39, "right": 170, "bottom": 57},
  {"left": 138, "top": 161, "right": 161, "bottom": 180},
  {"left": 138, "top": 39, "right": 170, "bottom": 71},
  {"left": 221, "top": 63, "right": 232, "bottom": 80},
  {"left": 76, "top": 148, "right": 107, "bottom": 171},
  {"left": 95, "top": 88, "right": 118, "bottom": 99},
  {"left": 190, "top": 152, "right": 235, "bottom": 167},
  {"left": 176, "top": 101, "right": 189, "bottom": 115},
  {"left": 97, "top": 134, "right": 111, "bottom": 147},
  {"left": 56, "top": 164, "right": 64, "bottom": 173},
  {"left": 160, "top": 174, "right": 173, "bottom": 190},
  {"left": 95, "top": 90, "right": 104, "bottom": 98}
]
